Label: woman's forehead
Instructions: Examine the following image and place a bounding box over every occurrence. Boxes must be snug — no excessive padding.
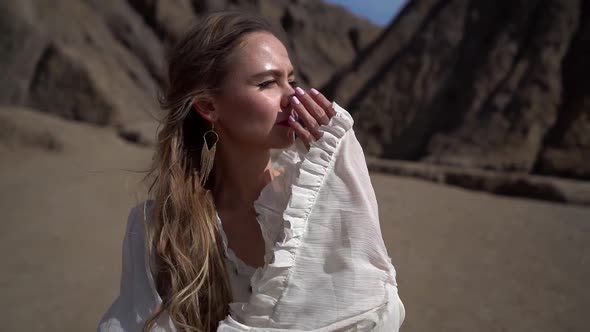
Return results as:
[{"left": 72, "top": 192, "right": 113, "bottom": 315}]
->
[{"left": 231, "top": 32, "right": 293, "bottom": 75}]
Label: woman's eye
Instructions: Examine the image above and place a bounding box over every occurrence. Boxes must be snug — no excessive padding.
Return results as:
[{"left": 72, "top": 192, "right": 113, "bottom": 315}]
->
[
  {"left": 288, "top": 81, "right": 298, "bottom": 87},
  {"left": 258, "top": 80, "right": 276, "bottom": 88}
]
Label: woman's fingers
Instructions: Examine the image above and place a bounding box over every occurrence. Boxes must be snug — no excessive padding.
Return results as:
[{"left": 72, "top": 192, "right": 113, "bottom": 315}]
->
[
  {"left": 294, "top": 87, "right": 331, "bottom": 126},
  {"left": 309, "top": 88, "right": 337, "bottom": 118},
  {"left": 288, "top": 113, "right": 311, "bottom": 150},
  {"left": 291, "top": 95, "right": 323, "bottom": 140},
  {"left": 289, "top": 87, "right": 337, "bottom": 150}
]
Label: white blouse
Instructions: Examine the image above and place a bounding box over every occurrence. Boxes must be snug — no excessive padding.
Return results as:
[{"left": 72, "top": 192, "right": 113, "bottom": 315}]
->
[{"left": 98, "top": 103, "right": 405, "bottom": 331}]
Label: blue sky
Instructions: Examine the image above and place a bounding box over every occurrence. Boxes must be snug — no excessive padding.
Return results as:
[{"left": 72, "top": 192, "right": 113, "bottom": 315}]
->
[{"left": 324, "top": 0, "right": 408, "bottom": 26}]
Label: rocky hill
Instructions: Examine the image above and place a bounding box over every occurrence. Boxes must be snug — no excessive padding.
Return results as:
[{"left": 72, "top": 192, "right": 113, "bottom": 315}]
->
[
  {"left": 1, "top": 0, "right": 588, "bottom": 202},
  {"left": 0, "top": 0, "right": 379, "bottom": 134},
  {"left": 324, "top": 0, "right": 589, "bottom": 181}
]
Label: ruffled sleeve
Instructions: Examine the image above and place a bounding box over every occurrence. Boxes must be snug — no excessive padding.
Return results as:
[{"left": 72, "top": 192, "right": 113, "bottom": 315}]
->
[{"left": 217, "top": 102, "right": 405, "bottom": 331}]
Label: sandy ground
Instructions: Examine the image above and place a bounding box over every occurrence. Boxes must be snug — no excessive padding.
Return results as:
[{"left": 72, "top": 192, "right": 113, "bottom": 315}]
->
[
  {"left": 373, "top": 173, "right": 590, "bottom": 332},
  {"left": 1, "top": 109, "right": 589, "bottom": 331}
]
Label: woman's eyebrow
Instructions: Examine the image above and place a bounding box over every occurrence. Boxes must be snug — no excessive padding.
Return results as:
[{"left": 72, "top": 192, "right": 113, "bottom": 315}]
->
[{"left": 250, "top": 69, "right": 295, "bottom": 79}]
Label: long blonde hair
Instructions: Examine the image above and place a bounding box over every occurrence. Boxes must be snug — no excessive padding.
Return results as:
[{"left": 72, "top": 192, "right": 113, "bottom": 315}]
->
[{"left": 142, "top": 12, "right": 278, "bottom": 331}]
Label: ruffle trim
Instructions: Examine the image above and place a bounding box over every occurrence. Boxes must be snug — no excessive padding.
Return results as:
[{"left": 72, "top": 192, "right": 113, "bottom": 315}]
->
[
  {"left": 221, "top": 284, "right": 404, "bottom": 331},
  {"left": 232, "top": 102, "right": 354, "bottom": 327}
]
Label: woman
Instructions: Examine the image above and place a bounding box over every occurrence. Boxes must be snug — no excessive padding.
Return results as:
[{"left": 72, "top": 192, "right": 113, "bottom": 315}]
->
[{"left": 99, "top": 11, "right": 404, "bottom": 332}]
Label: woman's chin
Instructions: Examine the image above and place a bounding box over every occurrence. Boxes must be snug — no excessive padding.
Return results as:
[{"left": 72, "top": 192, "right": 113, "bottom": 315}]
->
[{"left": 270, "top": 127, "right": 296, "bottom": 149}]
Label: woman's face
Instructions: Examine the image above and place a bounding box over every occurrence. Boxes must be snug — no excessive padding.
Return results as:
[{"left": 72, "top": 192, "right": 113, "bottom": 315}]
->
[{"left": 211, "top": 32, "right": 297, "bottom": 150}]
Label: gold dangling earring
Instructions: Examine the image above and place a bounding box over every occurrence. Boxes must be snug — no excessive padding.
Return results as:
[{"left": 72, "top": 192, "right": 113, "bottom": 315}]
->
[{"left": 200, "top": 122, "right": 218, "bottom": 188}]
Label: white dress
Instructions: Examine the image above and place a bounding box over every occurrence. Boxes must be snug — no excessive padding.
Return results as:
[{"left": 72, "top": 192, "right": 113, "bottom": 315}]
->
[{"left": 98, "top": 103, "right": 405, "bottom": 331}]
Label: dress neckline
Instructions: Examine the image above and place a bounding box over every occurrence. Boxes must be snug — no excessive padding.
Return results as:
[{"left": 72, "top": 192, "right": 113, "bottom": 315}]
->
[
  {"left": 214, "top": 167, "right": 288, "bottom": 276},
  {"left": 215, "top": 211, "right": 258, "bottom": 276}
]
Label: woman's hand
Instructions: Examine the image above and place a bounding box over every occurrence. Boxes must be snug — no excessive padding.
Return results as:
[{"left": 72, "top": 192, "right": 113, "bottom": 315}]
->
[{"left": 288, "top": 87, "right": 338, "bottom": 150}]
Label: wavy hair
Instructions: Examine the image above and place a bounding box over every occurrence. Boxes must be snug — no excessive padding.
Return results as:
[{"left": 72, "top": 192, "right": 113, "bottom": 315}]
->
[{"left": 142, "top": 11, "right": 278, "bottom": 331}]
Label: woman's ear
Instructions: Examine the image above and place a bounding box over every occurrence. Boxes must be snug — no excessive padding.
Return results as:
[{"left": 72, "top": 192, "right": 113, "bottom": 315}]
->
[{"left": 192, "top": 97, "right": 219, "bottom": 123}]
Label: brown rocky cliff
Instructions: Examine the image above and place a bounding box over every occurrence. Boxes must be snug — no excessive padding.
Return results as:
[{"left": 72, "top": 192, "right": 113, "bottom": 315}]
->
[
  {"left": 324, "top": 0, "right": 589, "bottom": 180},
  {"left": 127, "top": 0, "right": 381, "bottom": 87},
  {"left": 0, "top": 0, "right": 164, "bottom": 127},
  {"left": 0, "top": 0, "right": 379, "bottom": 146},
  {"left": 536, "top": 0, "right": 590, "bottom": 179},
  {"left": 2, "top": 0, "right": 588, "bottom": 187}
]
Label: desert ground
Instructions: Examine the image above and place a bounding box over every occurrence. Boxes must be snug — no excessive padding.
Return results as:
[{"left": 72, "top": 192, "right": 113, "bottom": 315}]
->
[{"left": 1, "top": 108, "right": 589, "bottom": 331}]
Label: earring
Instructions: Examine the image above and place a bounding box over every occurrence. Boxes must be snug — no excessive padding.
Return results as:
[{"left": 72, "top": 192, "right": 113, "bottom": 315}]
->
[{"left": 200, "top": 122, "right": 218, "bottom": 187}]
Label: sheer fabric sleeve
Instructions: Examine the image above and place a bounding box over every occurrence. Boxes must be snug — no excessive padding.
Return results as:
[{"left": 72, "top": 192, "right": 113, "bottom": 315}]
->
[{"left": 217, "top": 102, "right": 405, "bottom": 331}]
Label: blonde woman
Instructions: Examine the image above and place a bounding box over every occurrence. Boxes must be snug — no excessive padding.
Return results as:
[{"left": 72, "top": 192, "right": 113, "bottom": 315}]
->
[{"left": 99, "top": 11, "right": 405, "bottom": 332}]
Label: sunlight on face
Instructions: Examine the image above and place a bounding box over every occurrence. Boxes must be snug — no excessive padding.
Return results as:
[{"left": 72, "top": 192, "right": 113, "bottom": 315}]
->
[{"left": 213, "top": 32, "right": 297, "bottom": 150}]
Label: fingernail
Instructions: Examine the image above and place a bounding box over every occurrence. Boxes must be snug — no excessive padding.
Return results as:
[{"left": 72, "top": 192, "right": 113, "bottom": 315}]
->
[
  {"left": 295, "top": 87, "right": 305, "bottom": 96},
  {"left": 310, "top": 88, "right": 320, "bottom": 95},
  {"left": 291, "top": 96, "right": 300, "bottom": 105},
  {"left": 289, "top": 115, "right": 296, "bottom": 122}
]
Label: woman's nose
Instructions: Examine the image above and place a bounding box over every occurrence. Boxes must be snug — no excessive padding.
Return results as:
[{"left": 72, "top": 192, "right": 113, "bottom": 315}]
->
[{"left": 281, "top": 85, "right": 296, "bottom": 108}]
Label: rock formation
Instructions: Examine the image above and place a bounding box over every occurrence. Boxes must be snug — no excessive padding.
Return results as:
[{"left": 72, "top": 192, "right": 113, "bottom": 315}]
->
[
  {"left": 1, "top": 0, "right": 588, "bottom": 200},
  {"left": 324, "top": 0, "right": 589, "bottom": 180},
  {"left": 1, "top": 0, "right": 379, "bottom": 140}
]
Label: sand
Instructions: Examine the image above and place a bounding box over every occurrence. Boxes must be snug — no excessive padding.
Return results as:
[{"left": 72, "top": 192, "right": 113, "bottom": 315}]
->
[
  {"left": 1, "top": 108, "right": 588, "bottom": 331},
  {"left": 373, "top": 173, "right": 590, "bottom": 332}
]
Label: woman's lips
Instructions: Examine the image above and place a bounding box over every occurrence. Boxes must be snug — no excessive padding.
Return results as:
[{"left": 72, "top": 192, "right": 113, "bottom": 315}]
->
[
  {"left": 276, "top": 119, "right": 290, "bottom": 127},
  {"left": 277, "top": 112, "right": 298, "bottom": 127}
]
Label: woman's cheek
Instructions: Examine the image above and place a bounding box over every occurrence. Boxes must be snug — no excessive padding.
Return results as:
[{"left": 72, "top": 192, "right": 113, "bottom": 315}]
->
[
  {"left": 249, "top": 95, "right": 280, "bottom": 124},
  {"left": 223, "top": 90, "right": 281, "bottom": 136}
]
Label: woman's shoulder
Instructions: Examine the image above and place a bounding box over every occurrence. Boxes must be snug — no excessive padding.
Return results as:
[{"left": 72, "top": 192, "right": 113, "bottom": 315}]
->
[
  {"left": 125, "top": 199, "right": 154, "bottom": 231},
  {"left": 121, "top": 199, "right": 154, "bottom": 263},
  {"left": 120, "top": 200, "right": 156, "bottom": 261},
  {"left": 97, "top": 199, "right": 162, "bottom": 332}
]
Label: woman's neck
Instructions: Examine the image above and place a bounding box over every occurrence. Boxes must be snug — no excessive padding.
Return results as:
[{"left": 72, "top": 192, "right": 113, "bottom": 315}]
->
[{"left": 211, "top": 144, "right": 275, "bottom": 211}]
